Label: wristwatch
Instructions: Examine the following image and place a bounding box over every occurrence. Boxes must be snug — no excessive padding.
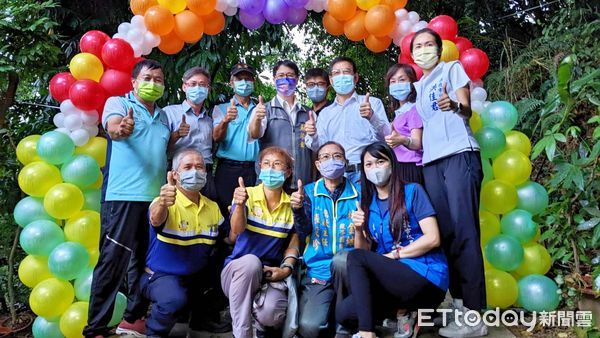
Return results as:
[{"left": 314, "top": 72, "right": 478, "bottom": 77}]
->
[
  {"left": 280, "top": 262, "right": 295, "bottom": 272},
  {"left": 455, "top": 101, "right": 463, "bottom": 115}
]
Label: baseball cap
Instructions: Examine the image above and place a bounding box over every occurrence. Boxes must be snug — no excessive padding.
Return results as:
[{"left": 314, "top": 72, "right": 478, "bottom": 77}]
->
[{"left": 230, "top": 63, "right": 256, "bottom": 77}]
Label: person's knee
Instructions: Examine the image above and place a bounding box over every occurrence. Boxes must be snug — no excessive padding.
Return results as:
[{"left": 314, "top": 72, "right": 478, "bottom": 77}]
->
[
  {"left": 347, "top": 248, "right": 366, "bottom": 267},
  {"left": 157, "top": 290, "right": 188, "bottom": 315},
  {"left": 255, "top": 298, "right": 287, "bottom": 328},
  {"left": 237, "top": 254, "right": 263, "bottom": 274},
  {"left": 298, "top": 316, "right": 326, "bottom": 338},
  {"left": 331, "top": 251, "right": 349, "bottom": 274}
]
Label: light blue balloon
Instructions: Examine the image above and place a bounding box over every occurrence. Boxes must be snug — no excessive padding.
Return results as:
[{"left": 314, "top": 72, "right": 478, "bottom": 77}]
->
[
  {"left": 61, "top": 155, "right": 100, "bottom": 188},
  {"left": 501, "top": 209, "right": 538, "bottom": 243},
  {"left": 516, "top": 181, "right": 549, "bottom": 216},
  {"left": 74, "top": 267, "right": 94, "bottom": 301},
  {"left": 32, "top": 316, "right": 64, "bottom": 338},
  {"left": 13, "top": 196, "right": 55, "bottom": 228},
  {"left": 36, "top": 131, "right": 75, "bottom": 165},
  {"left": 48, "top": 242, "right": 90, "bottom": 281},
  {"left": 517, "top": 274, "right": 560, "bottom": 312},
  {"left": 19, "top": 220, "right": 65, "bottom": 256},
  {"left": 481, "top": 101, "right": 519, "bottom": 132},
  {"left": 83, "top": 189, "right": 101, "bottom": 212},
  {"left": 475, "top": 126, "right": 506, "bottom": 158},
  {"left": 485, "top": 234, "right": 524, "bottom": 271}
]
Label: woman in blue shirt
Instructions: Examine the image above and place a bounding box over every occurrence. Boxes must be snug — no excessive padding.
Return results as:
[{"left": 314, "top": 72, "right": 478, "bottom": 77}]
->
[{"left": 335, "top": 142, "right": 448, "bottom": 338}]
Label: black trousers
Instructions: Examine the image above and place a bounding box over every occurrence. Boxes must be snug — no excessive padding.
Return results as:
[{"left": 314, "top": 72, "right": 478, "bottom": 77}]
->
[
  {"left": 423, "top": 151, "right": 486, "bottom": 310},
  {"left": 336, "top": 249, "right": 445, "bottom": 332},
  {"left": 214, "top": 159, "right": 257, "bottom": 219},
  {"left": 83, "top": 201, "right": 150, "bottom": 337}
]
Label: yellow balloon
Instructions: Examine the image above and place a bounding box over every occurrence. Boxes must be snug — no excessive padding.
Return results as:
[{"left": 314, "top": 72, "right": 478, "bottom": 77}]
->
[
  {"left": 89, "top": 172, "right": 103, "bottom": 190},
  {"left": 65, "top": 211, "right": 101, "bottom": 249},
  {"left": 481, "top": 179, "right": 518, "bottom": 215},
  {"left": 513, "top": 243, "right": 552, "bottom": 276},
  {"left": 440, "top": 40, "right": 459, "bottom": 62},
  {"left": 505, "top": 130, "right": 532, "bottom": 156},
  {"left": 158, "top": 0, "right": 186, "bottom": 14},
  {"left": 44, "top": 183, "right": 84, "bottom": 220},
  {"left": 18, "top": 255, "right": 53, "bottom": 288},
  {"left": 492, "top": 149, "right": 532, "bottom": 185},
  {"left": 18, "top": 161, "right": 63, "bottom": 197},
  {"left": 60, "top": 301, "right": 89, "bottom": 338},
  {"left": 532, "top": 226, "right": 541, "bottom": 242},
  {"left": 88, "top": 247, "right": 100, "bottom": 267},
  {"left": 356, "top": 0, "right": 380, "bottom": 10},
  {"left": 75, "top": 137, "right": 107, "bottom": 167},
  {"left": 30, "top": 278, "right": 74, "bottom": 320},
  {"left": 483, "top": 257, "right": 493, "bottom": 270},
  {"left": 470, "top": 111, "right": 483, "bottom": 133},
  {"left": 485, "top": 268, "right": 518, "bottom": 309},
  {"left": 69, "top": 53, "right": 104, "bottom": 82},
  {"left": 480, "top": 210, "right": 500, "bottom": 245},
  {"left": 16, "top": 135, "right": 42, "bottom": 165}
]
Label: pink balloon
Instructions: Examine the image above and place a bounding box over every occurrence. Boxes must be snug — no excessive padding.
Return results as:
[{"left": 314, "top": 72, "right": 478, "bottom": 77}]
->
[
  {"left": 427, "top": 15, "right": 458, "bottom": 41},
  {"left": 49, "top": 72, "right": 76, "bottom": 103},
  {"left": 460, "top": 48, "right": 490, "bottom": 80},
  {"left": 69, "top": 80, "right": 106, "bottom": 111},
  {"left": 101, "top": 38, "right": 135, "bottom": 72},
  {"left": 80, "top": 30, "right": 110, "bottom": 59},
  {"left": 409, "top": 63, "right": 423, "bottom": 80},
  {"left": 100, "top": 69, "right": 133, "bottom": 97}
]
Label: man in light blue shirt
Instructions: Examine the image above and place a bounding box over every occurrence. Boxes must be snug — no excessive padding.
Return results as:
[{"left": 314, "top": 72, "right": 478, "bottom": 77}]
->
[
  {"left": 305, "top": 56, "right": 391, "bottom": 184},
  {"left": 164, "top": 66, "right": 216, "bottom": 201}
]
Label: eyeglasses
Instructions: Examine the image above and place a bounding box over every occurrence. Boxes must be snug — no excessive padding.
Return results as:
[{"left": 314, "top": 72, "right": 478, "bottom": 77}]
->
[
  {"left": 306, "top": 81, "right": 328, "bottom": 88},
  {"left": 318, "top": 152, "right": 344, "bottom": 161},
  {"left": 260, "top": 159, "right": 288, "bottom": 170},
  {"left": 275, "top": 72, "right": 297, "bottom": 79},
  {"left": 185, "top": 81, "right": 209, "bottom": 88},
  {"left": 330, "top": 69, "right": 353, "bottom": 77}
]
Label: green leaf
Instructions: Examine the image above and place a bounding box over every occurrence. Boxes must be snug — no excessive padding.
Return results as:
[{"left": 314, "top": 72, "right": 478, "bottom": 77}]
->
[
  {"left": 545, "top": 139, "right": 557, "bottom": 161},
  {"left": 557, "top": 54, "right": 575, "bottom": 104},
  {"left": 554, "top": 133, "right": 567, "bottom": 142},
  {"left": 593, "top": 224, "right": 600, "bottom": 248}
]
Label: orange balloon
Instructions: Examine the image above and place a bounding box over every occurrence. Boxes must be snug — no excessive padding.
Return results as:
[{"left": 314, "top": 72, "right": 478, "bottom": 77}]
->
[
  {"left": 328, "top": 0, "right": 357, "bottom": 22},
  {"left": 159, "top": 30, "right": 185, "bottom": 54},
  {"left": 130, "top": 0, "right": 158, "bottom": 15},
  {"left": 323, "top": 12, "right": 345, "bottom": 36},
  {"left": 174, "top": 10, "right": 204, "bottom": 43},
  {"left": 144, "top": 5, "right": 175, "bottom": 36},
  {"left": 364, "top": 5, "right": 395, "bottom": 37},
  {"left": 380, "top": 0, "right": 407, "bottom": 11},
  {"left": 187, "top": 0, "right": 217, "bottom": 16},
  {"left": 344, "top": 11, "right": 368, "bottom": 42},
  {"left": 202, "top": 10, "right": 225, "bottom": 35},
  {"left": 364, "top": 34, "right": 391, "bottom": 53}
]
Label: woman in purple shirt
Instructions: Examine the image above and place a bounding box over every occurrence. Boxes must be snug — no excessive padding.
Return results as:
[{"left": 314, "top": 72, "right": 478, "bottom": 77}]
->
[{"left": 383, "top": 64, "right": 424, "bottom": 185}]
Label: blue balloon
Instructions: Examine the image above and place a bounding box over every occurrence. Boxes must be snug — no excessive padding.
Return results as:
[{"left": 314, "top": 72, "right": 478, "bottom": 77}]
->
[
  {"left": 32, "top": 316, "right": 64, "bottom": 338},
  {"left": 500, "top": 209, "right": 538, "bottom": 243},
  {"left": 516, "top": 181, "right": 549, "bottom": 215},
  {"left": 481, "top": 101, "right": 518, "bottom": 132},
  {"left": 48, "top": 242, "right": 90, "bottom": 281},
  {"left": 517, "top": 274, "right": 560, "bottom": 312},
  {"left": 19, "top": 220, "right": 65, "bottom": 256},
  {"left": 60, "top": 154, "right": 100, "bottom": 188},
  {"left": 74, "top": 267, "right": 94, "bottom": 301},
  {"left": 485, "top": 234, "right": 524, "bottom": 271},
  {"left": 13, "top": 196, "right": 55, "bottom": 227}
]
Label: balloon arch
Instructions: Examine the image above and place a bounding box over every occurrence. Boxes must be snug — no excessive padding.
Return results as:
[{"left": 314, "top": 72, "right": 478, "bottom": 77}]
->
[{"left": 15, "top": 0, "right": 559, "bottom": 336}]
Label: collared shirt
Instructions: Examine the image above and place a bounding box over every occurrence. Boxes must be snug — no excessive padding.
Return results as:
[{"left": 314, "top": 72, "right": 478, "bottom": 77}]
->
[
  {"left": 146, "top": 192, "right": 223, "bottom": 275},
  {"left": 392, "top": 103, "right": 423, "bottom": 165},
  {"left": 213, "top": 97, "right": 259, "bottom": 161},
  {"left": 101, "top": 92, "right": 170, "bottom": 202},
  {"left": 305, "top": 92, "right": 391, "bottom": 165},
  {"left": 164, "top": 100, "right": 213, "bottom": 163},
  {"left": 225, "top": 183, "right": 295, "bottom": 267},
  {"left": 248, "top": 95, "right": 301, "bottom": 140}
]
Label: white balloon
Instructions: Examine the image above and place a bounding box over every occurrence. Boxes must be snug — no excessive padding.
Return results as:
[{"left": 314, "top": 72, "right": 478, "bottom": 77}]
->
[
  {"left": 64, "top": 113, "right": 83, "bottom": 130},
  {"left": 408, "top": 11, "right": 420, "bottom": 24},
  {"left": 304, "top": 0, "right": 314, "bottom": 10},
  {"left": 483, "top": 100, "right": 492, "bottom": 108},
  {"left": 399, "top": 20, "right": 412, "bottom": 35},
  {"left": 224, "top": 5, "right": 238, "bottom": 16},
  {"left": 80, "top": 111, "right": 99, "bottom": 126},
  {"left": 215, "top": 0, "right": 228, "bottom": 12},
  {"left": 113, "top": 33, "right": 125, "bottom": 40},
  {"left": 227, "top": 0, "right": 238, "bottom": 7},
  {"left": 471, "top": 100, "right": 484, "bottom": 113},
  {"left": 141, "top": 45, "right": 154, "bottom": 56},
  {"left": 55, "top": 127, "right": 70, "bottom": 135},
  {"left": 117, "top": 22, "right": 131, "bottom": 35},
  {"left": 395, "top": 9, "right": 408, "bottom": 21},
  {"left": 471, "top": 87, "right": 488, "bottom": 102},
  {"left": 389, "top": 23, "right": 402, "bottom": 39},
  {"left": 412, "top": 20, "right": 428, "bottom": 32},
  {"left": 70, "top": 129, "right": 90, "bottom": 147},
  {"left": 144, "top": 31, "right": 161, "bottom": 47},
  {"left": 53, "top": 112, "right": 65, "bottom": 128},
  {"left": 127, "top": 29, "right": 144, "bottom": 43},
  {"left": 393, "top": 35, "right": 403, "bottom": 46},
  {"left": 322, "top": 0, "right": 328, "bottom": 11},
  {"left": 85, "top": 125, "right": 100, "bottom": 138},
  {"left": 60, "top": 100, "right": 79, "bottom": 115},
  {"left": 130, "top": 15, "right": 146, "bottom": 30}
]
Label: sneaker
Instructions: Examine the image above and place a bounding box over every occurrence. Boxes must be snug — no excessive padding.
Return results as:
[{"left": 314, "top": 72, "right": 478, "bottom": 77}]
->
[
  {"left": 395, "top": 312, "right": 418, "bottom": 338},
  {"left": 438, "top": 306, "right": 488, "bottom": 338},
  {"left": 115, "top": 319, "right": 146, "bottom": 337},
  {"left": 434, "top": 298, "right": 462, "bottom": 326},
  {"left": 351, "top": 334, "right": 379, "bottom": 338},
  {"left": 382, "top": 318, "right": 398, "bottom": 330}
]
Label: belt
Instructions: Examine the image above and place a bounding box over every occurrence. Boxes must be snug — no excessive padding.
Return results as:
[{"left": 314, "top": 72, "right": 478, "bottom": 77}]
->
[
  {"left": 311, "top": 277, "right": 328, "bottom": 285},
  {"left": 345, "top": 163, "right": 361, "bottom": 173},
  {"left": 219, "top": 158, "right": 255, "bottom": 168}
]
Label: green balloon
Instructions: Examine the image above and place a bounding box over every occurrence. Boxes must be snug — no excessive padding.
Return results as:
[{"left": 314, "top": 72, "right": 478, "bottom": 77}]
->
[
  {"left": 485, "top": 234, "right": 524, "bottom": 271},
  {"left": 13, "top": 196, "right": 55, "bottom": 228},
  {"left": 61, "top": 155, "right": 101, "bottom": 188},
  {"left": 475, "top": 126, "right": 506, "bottom": 158},
  {"left": 481, "top": 101, "right": 519, "bottom": 132},
  {"left": 32, "top": 316, "right": 64, "bottom": 338},
  {"left": 108, "top": 292, "right": 127, "bottom": 327},
  {"left": 516, "top": 181, "right": 549, "bottom": 215},
  {"left": 48, "top": 242, "right": 90, "bottom": 281},
  {"left": 83, "top": 189, "right": 101, "bottom": 212},
  {"left": 19, "top": 220, "right": 65, "bottom": 256},
  {"left": 481, "top": 157, "right": 494, "bottom": 185},
  {"left": 36, "top": 131, "right": 75, "bottom": 165},
  {"left": 501, "top": 209, "right": 538, "bottom": 243},
  {"left": 517, "top": 274, "right": 560, "bottom": 312},
  {"left": 74, "top": 267, "right": 94, "bottom": 301}
]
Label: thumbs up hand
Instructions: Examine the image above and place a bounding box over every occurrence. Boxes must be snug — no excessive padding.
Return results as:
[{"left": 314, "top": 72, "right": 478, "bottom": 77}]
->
[
  {"left": 384, "top": 126, "right": 406, "bottom": 149},
  {"left": 437, "top": 82, "right": 458, "bottom": 111},
  {"left": 305, "top": 110, "right": 316, "bottom": 136},
  {"left": 119, "top": 108, "right": 135, "bottom": 138},
  {"left": 290, "top": 179, "right": 305, "bottom": 210},
  {"left": 159, "top": 171, "right": 177, "bottom": 207},
  {"left": 177, "top": 115, "right": 190, "bottom": 137},
  {"left": 352, "top": 201, "right": 365, "bottom": 229},
  {"left": 255, "top": 95, "right": 267, "bottom": 120},
  {"left": 359, "top": 93, "right": 373, "bottom": 119},
  {"left": 233, "top": 177, "right": 249, "bottom": 205},
  {"left": 225, "top": 99, "right": 238, "bottom": 122}
]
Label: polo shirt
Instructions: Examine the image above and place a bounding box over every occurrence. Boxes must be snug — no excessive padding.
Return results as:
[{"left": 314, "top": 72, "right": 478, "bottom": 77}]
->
[
  {"left": 146, "top": 192, "right": 223, "bottom": 275},
  {"left": 225, "top": 184, "right": 295, "bottom": 267},
  {"left": 164, "top": 100, "right": 213, "bottom": 163},
  {"left": 101, "top": 92, "right": 170, "bottom": 202},
  {"left": 212, "top": 97, "right": 259, "bottom": 161}
]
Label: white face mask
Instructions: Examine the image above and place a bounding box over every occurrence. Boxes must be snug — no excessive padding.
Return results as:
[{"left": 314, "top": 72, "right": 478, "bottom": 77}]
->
[{"left": 365, "top": 167, "right": 392, "bottom": 187}]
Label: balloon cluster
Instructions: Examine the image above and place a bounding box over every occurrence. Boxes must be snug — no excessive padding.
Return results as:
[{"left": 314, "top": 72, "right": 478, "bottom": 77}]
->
[
  {"left": 467, "top": 98, "right": 560, "bottom": 312},
  {"left": 14, "top": 132, "right": 127, "bottom": 338}
]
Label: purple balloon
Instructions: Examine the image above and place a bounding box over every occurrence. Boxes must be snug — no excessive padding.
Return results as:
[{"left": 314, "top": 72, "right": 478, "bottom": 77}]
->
[
  {"left": 286, "top": 7, "right": 307, "bottom": 25},
  {"left": 263, "top": 0, "right": 288, "bottom": 24},
  {"left": 239, "top": 10, "right": 266, "bottom": 30},
  {"left": 284, "top": 0, "right": 309, "bottom": 8},
  {"left": 239, "top": 0, "right": 265, "bottom": 15}
]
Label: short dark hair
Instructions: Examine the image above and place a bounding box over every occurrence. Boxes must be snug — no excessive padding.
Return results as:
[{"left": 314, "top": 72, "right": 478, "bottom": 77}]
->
[
  {"left": 385, "top": 63, "right": 417, "bottom": 111},
  {"left": 329, "top": 56, "right": 357, "bottom": 74},
  {"left": 132, "top": 59, "right": 162, "bottom": 79},
  {"left": 273, "top": 60, "right": 300, "bottom": 77},
  {"left": 317, "top": 141, "right": 346, "bottom": 158},
  {"left": 410, "top": 28, "right": 443, "bottom": 53},
  {"left": 182, "top": 66, "right": 211, "bottom": 83},
  {"left": 305, "top": 68, "right": 330, "bottom": 86}
]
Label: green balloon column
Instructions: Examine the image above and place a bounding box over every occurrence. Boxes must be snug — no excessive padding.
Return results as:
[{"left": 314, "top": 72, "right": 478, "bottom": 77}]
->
[{"left": 471, "top": 97, "right": 558, "bottom": 312}]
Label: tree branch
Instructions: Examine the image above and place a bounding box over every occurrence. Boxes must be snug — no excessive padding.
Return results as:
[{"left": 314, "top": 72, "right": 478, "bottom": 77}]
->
[{"left": 0, "top": 71, "right": 20, "bottom": 129}]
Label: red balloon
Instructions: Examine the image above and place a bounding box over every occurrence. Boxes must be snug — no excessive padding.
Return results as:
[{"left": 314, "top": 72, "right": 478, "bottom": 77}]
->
[
  {"left": 100, "top": 69, "right": 133, "bottom": 97},
  {"left": 69, "top": 80, "right": 107, "bottom": 111},
  {"left": 428, "top": 15, "right": 458, "bottom": 41},
  {"left": 460, "top": 48, "right": 490, "bottom": 80},
  {"left": 80, "top": 30, "right": 110, "bottom": 59},
  {"left": 49, "top": 72, "right": 76, "bottom": 102},
  {"left": 101, "top": 38, "right": 135, "bottom": 72},
  {"left": 409, "top": 63, "right": 423, "bottom": 80},
  {"left": 454, "top": 36, "right": 473, "bottom": 55},
  {"left": 400, "top": 32, "right": 415, "bottom": 62},
  {"left": 398, "top": 53, "right": 412, "bottom": 64}
]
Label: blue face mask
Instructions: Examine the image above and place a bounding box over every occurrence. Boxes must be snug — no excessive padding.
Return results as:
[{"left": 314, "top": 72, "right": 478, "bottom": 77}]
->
[
  {"left": 178, "top": 169, "right": 207, "bottom": 192},
  {"left": 259, "top": 168, "right": 286, "bottom": 189},
  {"left": 332, "top": 75, "right": 355, "bottom": 95},
  {"left": 275, "top": 77, "right": 297, "bottom": 97},
  {"left": 234, "top": 80, "right": 254, "bottom": 97},
  {"left": 307, "top": 86, "right": 327, "bottom": 103},
  {"left": 389, "top": 82, "right": 411, "bottom": 101},
  {"left": 186, "top": 86, "right": 208, "bottom": 105},
  {"left": 319, "top": 159, "right": 346, "bottom": 179}
]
